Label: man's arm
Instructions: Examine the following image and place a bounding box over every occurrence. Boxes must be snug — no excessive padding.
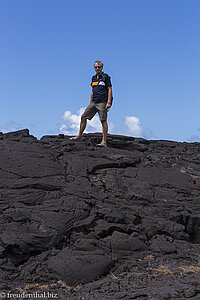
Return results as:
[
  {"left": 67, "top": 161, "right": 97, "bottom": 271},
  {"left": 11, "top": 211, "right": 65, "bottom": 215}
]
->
[
  {"left": 90, "top": 89, "right": 93, "bottom": 103},
  {"left": 106, "top": 86, "right": 112, "bottom": 108}
]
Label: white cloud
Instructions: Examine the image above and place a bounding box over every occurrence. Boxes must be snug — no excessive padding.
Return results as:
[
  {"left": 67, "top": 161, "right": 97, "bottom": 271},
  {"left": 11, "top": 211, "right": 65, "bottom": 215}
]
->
[
  {"left": 124, "top": 116, "right": 142, "bottom": 137},
  {"left": 60, "top": 109, "right": 148, "bottom": 139},
  {"left": 60, "top": 108, "right": 115, "bottom": 135}
]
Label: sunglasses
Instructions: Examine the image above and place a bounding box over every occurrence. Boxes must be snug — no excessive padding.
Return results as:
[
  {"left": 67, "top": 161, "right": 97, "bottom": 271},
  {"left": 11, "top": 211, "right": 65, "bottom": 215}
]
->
[{"left": 94, "top": 66, "right": 102, "bottom": 69}]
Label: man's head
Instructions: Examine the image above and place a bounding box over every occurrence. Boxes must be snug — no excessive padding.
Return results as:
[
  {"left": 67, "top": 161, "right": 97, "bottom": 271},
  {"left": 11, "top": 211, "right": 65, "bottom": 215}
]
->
[{"left": 94, "top": 60, "right": 103, "bottom": 75}]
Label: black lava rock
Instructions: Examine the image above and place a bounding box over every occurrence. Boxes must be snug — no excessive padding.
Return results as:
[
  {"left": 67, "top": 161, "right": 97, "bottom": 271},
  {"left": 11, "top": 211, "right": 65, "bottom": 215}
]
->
[{"left": 1, "top": 130, "right": 200, "bottom": 299}]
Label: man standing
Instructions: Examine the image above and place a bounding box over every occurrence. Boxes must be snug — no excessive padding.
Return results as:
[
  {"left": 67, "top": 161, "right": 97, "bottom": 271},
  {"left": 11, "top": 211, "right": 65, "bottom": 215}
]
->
[{"left": 69, "top": 61, "right": 112, "bottom": 147}]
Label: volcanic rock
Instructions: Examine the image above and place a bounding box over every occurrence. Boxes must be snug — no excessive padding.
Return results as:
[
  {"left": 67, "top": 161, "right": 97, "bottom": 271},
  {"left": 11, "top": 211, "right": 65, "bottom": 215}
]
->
[{"left": 0, "top": 129, "right": 200, "bottom": 299}]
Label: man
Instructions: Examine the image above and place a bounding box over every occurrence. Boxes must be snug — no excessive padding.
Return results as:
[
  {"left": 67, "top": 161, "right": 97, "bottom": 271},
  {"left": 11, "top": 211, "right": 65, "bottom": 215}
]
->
[{"left": 69, "top": 60, "right": 112, "bottom": 147}]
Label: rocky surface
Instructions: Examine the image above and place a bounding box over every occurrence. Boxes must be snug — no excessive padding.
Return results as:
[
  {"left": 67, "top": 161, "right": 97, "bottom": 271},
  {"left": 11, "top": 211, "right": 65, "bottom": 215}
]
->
[{"left": 1, "top": 129, "right": 200, "bottom": 299}]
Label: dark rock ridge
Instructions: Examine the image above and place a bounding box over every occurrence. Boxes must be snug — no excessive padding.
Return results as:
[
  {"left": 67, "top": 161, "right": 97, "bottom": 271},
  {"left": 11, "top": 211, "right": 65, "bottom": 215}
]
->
[{"left": 1, "top": 129, "right": 200, "bottom": 299}]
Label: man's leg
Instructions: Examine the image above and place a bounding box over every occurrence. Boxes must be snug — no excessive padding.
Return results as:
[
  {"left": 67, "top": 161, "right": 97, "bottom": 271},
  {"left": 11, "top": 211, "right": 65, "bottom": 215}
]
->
[
  {"left": 69, "top": 102, "right": 96, "bottom": 140},
  {"left": 70, "top": 116, "right": 87, "bottom": 140},
  {"left": 77, "top": 116, "right": 87, "bottom": 138},
  {"left": 101, "top": 120, "right": 108, "bottom": 143},
  {"left": 95, "top": 102, "right": 108, "bottom": 146}
]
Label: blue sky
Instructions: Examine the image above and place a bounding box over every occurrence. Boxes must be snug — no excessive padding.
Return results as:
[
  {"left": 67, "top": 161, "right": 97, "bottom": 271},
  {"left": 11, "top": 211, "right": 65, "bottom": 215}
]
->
[{"left": 1, "top": 0, "right": 200, "bottom": 142}]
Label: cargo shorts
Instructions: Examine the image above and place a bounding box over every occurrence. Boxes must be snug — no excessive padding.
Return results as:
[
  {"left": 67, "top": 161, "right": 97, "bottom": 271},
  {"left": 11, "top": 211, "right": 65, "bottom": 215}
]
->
[{"left": 81, "top": 102, "right": 107, "bottom": 121}]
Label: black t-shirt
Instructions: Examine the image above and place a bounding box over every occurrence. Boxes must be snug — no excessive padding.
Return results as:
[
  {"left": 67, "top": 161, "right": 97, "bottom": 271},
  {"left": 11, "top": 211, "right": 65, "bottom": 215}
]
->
[{"left": 91, "top": 72, "right": 112, "bottom": 103}]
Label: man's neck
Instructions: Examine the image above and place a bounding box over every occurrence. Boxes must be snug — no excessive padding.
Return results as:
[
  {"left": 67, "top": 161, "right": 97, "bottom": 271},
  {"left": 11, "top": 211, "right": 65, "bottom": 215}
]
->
[{"left": 96, "top": 71, "right": 103, "bottom": 79}]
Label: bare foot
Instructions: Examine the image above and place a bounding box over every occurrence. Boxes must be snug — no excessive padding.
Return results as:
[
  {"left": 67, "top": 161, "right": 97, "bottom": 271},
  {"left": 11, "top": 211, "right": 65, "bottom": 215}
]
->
[
  {"left": 97, "top": 141, "right": 107, "bottom": 147},
  {"left": 69, "top": 136, "right": 82, "bottom": 140}
]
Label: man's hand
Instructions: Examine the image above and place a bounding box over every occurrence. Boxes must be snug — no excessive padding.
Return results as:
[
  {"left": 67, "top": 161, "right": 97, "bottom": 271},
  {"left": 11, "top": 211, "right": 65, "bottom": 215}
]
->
[{"left": 106, "top": 102, "right": 112, "bottom": 109}]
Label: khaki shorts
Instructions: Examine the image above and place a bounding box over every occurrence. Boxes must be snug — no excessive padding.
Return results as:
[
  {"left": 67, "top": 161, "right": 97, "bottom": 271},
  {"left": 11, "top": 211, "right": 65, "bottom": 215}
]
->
[{"left": 81, "top": 102, "right": 107, "bottom": 121}]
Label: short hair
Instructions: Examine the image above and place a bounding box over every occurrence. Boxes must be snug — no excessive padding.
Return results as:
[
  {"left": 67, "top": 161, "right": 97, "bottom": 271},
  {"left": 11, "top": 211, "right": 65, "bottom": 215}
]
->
[{"left": 94, "top": 60, "right": 103, "bottom": 67}]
